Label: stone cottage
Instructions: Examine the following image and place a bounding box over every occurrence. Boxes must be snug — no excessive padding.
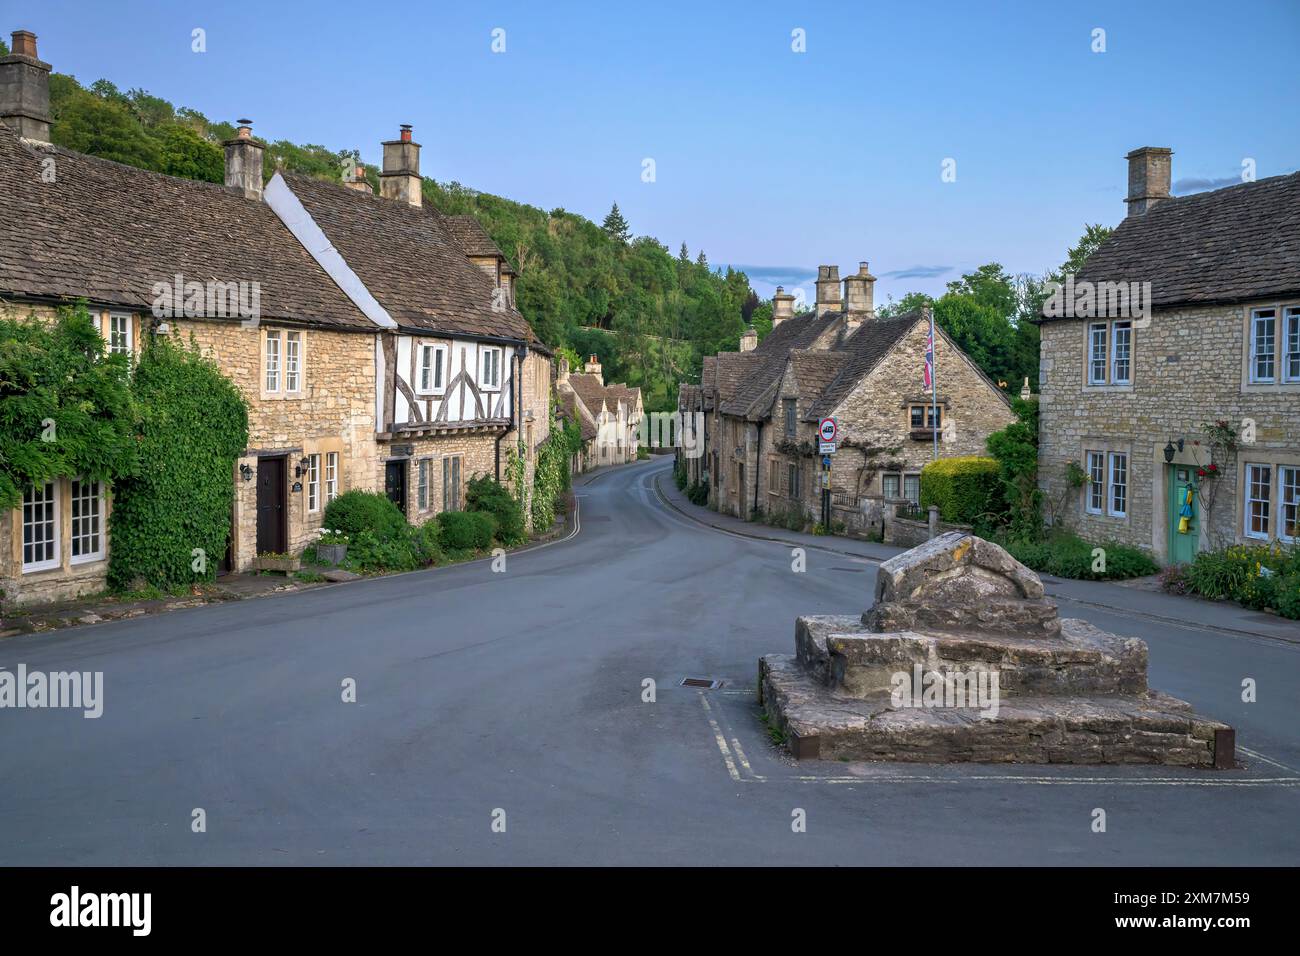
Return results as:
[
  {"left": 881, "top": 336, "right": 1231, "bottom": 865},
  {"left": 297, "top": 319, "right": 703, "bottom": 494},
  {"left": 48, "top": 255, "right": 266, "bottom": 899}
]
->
[
  {"left": 1037, "top": 146, "right": 1300, "bottom": 564},
  {"left": 557, "top": 354, "right": 643, "bottom": 471},
  {"left": 686, "top": 264, "right": 1015, "bottom": 525},
  {"left": 0, "top": 29, "right": 550, "bottom": 604}
]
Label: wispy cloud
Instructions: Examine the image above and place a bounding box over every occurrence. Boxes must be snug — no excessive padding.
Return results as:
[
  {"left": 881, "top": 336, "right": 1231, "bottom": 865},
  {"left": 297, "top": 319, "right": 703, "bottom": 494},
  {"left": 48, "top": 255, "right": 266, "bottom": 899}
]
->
[
  {"left": 879, "top": 264, "right": 952, "bottom": 280},
  {"left": 726, "top": 264, "right": 818, "bottom": 286},
  {"left": 1173, "top": 175, "right": 1241, "bottom": 195}
]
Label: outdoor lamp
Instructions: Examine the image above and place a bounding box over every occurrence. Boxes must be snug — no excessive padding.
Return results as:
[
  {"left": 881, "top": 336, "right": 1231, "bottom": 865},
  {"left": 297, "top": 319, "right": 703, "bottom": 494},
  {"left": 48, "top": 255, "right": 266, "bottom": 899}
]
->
[
  {"left": 240, "top": 463, "right": 254, "bottom": 482},
  {"left": 1163, "top": 442, "right": 1175, "bottom": 463}
]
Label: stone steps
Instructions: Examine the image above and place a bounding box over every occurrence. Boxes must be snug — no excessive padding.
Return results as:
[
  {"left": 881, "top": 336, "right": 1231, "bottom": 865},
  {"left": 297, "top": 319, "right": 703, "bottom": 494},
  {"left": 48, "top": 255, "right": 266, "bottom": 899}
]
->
[{"left": 760, "top": 654, "right": 1230, "bottom": 766}]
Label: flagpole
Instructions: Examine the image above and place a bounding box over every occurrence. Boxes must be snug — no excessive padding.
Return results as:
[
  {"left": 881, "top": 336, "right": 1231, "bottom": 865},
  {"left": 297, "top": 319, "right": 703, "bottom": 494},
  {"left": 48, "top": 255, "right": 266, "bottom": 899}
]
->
[{"left": 929, "top": 305, "right": 938, "bottom": 462}]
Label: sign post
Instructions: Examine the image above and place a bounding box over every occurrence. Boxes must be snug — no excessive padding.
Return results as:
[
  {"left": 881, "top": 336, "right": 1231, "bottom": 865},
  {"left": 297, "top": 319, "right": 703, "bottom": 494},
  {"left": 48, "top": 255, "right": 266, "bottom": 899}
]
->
[{"left": 817, "top": 419, "right": 837, "bottom": 528}]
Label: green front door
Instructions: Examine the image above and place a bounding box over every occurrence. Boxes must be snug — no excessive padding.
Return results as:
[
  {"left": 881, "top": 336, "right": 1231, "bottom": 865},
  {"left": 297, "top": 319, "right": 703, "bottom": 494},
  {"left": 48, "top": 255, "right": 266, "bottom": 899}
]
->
[{"left": 1167, "top": 465, "right": 1199, "bottom": 565}]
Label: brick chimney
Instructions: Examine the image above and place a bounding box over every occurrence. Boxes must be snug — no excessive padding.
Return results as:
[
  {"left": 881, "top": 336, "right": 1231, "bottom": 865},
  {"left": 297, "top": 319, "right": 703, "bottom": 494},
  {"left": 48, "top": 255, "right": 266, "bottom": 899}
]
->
[
  {"left": 739, "top": 325, "right": 758, "bottom": 352},
  {"left": 380, "top": 124, "right": 422, "bottom": 207},
  {"left": 557, "top": 354, "right": 570, "bottom": 386},
  {"left": 842, "top": 261, "right": 876, "bottom": 330},
  {"left": 584, "top": 353, "right": 603, "bottom": 385},
  {"left": 222, "top": 119, "right": 264, "bottom": 201},
  {"left": 815, "top": 265, "right": 841, "bottom": 317},
  {"left": 772, "top": 286, "right": 795, "bottom": 328},
  {"left": 343, "top": 163, "right": 372, "bottom": 194},
  {"left": 1125, "top": 146, "right": 1173, "bottom": 217},
  {"left": 0, "top": 30, "right": 51, "bottom": 142}
]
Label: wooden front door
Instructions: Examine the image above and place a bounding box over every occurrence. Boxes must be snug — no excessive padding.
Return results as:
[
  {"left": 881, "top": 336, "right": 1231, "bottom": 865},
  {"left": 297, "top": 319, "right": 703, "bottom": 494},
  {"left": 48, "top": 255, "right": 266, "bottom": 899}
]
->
[
  {"left": 1167, "top": 464, "right": 1198, "bottom": 565},
  {"left": 385, "top": 460, "right": 408, "bottom": 515},
  {"left": 256, "top": 456, "right": 287, "bottom": 555}
]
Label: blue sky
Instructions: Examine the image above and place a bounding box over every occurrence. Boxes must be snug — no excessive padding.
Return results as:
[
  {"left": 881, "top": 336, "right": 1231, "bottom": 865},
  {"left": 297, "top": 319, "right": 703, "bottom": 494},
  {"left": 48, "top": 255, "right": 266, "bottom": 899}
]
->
[{"left": 12, "top": 0, "right": 1299, "bottom": 306}]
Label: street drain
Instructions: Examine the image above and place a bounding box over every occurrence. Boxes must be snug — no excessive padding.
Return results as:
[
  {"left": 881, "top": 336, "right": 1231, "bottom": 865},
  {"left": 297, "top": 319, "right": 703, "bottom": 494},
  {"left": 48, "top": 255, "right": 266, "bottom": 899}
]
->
[{"left": 681, "top": 677, "right": 723, "bottom": 689}]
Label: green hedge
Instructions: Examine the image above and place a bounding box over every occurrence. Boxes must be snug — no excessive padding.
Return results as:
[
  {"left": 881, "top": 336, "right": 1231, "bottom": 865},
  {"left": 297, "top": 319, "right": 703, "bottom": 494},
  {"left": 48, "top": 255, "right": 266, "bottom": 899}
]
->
[
  {"left": 323, "top": 490, "right": 408, "bottom": 540},
  {"left": 1001, "top": 531, "right": 1157, "bottom": 581},
  {"left": 437, "top": 510, "right": 497, "bottom": 551},
  {"left": 1173, "top": 542, "right": 1300, "bottom": 618},
  {"left": 920, "top": 456, "right": 1001, "bottom": 524},
  {"left": 466, "top": 476, "right": 526, "bottom": 546}
]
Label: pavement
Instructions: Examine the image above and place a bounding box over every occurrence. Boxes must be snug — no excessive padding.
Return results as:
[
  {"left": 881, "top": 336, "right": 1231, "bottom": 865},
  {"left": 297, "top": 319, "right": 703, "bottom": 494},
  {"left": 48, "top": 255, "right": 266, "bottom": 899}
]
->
[{"left": 0, "top": 457, "right": 1296, "bottom": 865}]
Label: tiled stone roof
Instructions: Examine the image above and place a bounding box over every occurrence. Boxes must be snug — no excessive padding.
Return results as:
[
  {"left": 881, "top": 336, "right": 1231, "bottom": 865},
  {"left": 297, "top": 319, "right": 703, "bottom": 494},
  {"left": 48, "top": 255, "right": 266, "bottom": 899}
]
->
[
  {"left": 1058, "top": 172, "right": 1300, "bottom": 316},
  {"left": 805, "top": 313, "right": 919, "bottom": 420},
  {"left": 0, "top": 125, "right": 371, "bottom": 329},
  {"left": 718, "top": 312, "right": 842, "bottom": 418}
]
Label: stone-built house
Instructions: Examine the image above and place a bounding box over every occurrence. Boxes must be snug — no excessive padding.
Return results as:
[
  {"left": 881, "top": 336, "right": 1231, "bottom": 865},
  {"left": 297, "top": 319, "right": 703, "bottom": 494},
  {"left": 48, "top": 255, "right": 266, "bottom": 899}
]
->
[
  {"left": 1038, "top": 146, "right": 1300, "bottom": 565},
  {"left": 686, "top": 264, "right": 1015, "bottom": 524},
  {"left": 557, "top": 354, "right": 643, "bottom": 470},
  {"left": 0, "top": 30, "right": 549, "bottom": 604}
]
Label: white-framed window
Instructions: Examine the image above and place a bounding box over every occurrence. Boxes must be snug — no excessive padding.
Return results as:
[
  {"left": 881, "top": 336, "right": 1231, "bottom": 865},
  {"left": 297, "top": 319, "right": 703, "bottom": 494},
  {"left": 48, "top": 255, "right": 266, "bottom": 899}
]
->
[
  {"left": 306, "top": 454, "right": 320, "bottom": 512},
  {"left": 882, "top": 474, "right": 900, "bottom": 499},
  {"left": 285, "top": 331, "right": 302, "bottom": 393},
  {"left": 1250, "top": 309, "right": 1276, "bottom": 383},
  {"left": 108, "top": 313, "right": 133, "bottom": 356},
  {"left": 480, "top": 347, "right": 502, "bottom": 391},
  {"left": 21, "top": 481, "right": 60, "bottom": 572},
  {"left": 265, "top": 330, "right": 281, "bottom": 392},
  {"left": 70, "top": 478, "right": 104, "bottom": 563},
  {"left": 1284, "top": 307, "right": 1300, "bottom": 383},
  {"left": 1245, "top": 463, "right": 1272, "bottom": 538},
  {"left": 1110, "top": 320, "right": 1132, "bottom": 385},
  {"left": 443, "top": 456, "right": 462, "bottom": 511},
  {"left": 1088, "top": 323, "right": 1108, "bottom": 385},
  {"left": 418, "top": 344, "right": 447, "bottom": 394},
  {"left": 418, "top": 458, "right": 431, "bottom": 511},
  {"left": 1085, "top": 451, "right": 1105, "bottom": 514},
  {"left": 324, "top": 452, "right": 339, "bottom": 503},
  {"left": 1107, "top": 452, "right": 1128, "bottom": 517},
  {"left": 1280, "top": 466, "right": 1300, "bottom": 543}
]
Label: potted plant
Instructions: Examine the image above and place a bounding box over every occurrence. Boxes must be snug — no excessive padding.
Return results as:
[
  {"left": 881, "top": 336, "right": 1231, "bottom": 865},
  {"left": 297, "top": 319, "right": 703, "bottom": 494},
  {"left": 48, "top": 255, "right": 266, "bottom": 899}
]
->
[
  {"left": 254, "top": 551, "right": 301, "bottom": 573},
  {"left": 316, "top": 529, "right": 349, "bottom": 566}
]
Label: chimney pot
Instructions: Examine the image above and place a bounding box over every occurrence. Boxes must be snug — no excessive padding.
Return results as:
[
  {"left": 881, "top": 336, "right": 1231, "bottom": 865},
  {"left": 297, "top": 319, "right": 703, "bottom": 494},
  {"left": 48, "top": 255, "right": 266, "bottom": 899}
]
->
[
  {"left": 11, "top": 30, "right": 37, "bottom": 57},
  {"left": 815, "top": 264, "right": 842, "bottom": 318},
  {"left": 739, "top": 325, "right": 758, "bottom": 352},
  {"left": 1125, "top": 146, "right": 1173, "bottom": 217},
  {"left": 772, "top": 286, "right": 795, "bottom": 327},
  {"left": 843, "top": 258, "right": 877, "bottom": 327},
  {"left": 381, "top": 125, "right": 422, "bottom": 206}
]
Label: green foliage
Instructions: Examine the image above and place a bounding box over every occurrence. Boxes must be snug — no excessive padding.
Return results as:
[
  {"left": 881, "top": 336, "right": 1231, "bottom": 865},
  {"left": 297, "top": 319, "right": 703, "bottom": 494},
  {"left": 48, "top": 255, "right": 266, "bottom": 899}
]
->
[
  {"left": 1178, "top": 542, "right": 1300, "bottom": 618},
  {"left": 686, "top": 480, "right": 709, "bottom": 506},
  {"left": 437, "top": 510, "right": 497, "bottom": 551},
  {"left": 920, "top": 456, "right": 1001, "bottom": 524},
  {"left": 985, "top": 398, "right": 1041, "bottom": 537},
  {"left": 531, "top": 406, "right": 582, "bottom": 530},
  {"left": 466, "top": 475, "right": 527, "bottom": 546},
  {"left": 673, "top": 458, "right": 689, "bottom": 490},
  {"left": 108, "top": 336, "right": 248, "bottom": 590},
  {"left": 602, "top": 203, "right": 631, "bottom": 244},
  {"left": 345, "top": 528, "right": 419, "bottom": 573},
  {"left": 0, "top": 304, "right": 138, "bottom": 510},
  {"left": 323, "top": 490, "right": 408, "bottom": 540},
  {"left": 999, "top": 531, "right": 1157, "bottom": 581}
]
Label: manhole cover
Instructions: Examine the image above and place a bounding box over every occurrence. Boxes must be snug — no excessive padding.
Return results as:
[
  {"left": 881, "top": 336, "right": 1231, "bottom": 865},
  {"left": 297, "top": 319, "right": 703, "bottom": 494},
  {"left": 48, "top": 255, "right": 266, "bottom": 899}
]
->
[{"left": 681, "top": 677, "right": 724, "bottom": 689}]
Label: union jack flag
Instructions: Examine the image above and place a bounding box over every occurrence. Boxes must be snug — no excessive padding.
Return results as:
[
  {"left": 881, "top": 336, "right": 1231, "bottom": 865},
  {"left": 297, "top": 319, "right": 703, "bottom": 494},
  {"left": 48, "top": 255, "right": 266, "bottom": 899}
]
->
[{"left": 923, "top": 324, "right": 934, "bottom": 392}]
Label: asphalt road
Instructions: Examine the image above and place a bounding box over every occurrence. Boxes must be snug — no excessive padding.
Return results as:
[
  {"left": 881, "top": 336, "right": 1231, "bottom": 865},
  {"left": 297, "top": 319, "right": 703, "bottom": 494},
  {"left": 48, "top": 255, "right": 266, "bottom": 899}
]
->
[{"left": 1, "top": 457, "right": 1297, "bottom": 865}]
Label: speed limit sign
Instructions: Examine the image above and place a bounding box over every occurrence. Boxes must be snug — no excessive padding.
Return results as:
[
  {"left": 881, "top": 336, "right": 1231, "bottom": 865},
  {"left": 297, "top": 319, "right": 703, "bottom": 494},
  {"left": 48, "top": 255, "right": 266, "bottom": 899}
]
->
[{"left": 818, "top": 418, "right": 837, "bottom": 443}]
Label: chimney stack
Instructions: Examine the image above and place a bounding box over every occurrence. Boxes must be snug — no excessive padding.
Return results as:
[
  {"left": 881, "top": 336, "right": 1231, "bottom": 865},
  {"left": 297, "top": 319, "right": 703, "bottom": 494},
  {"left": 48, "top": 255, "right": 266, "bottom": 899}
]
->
[
  {"left": 381, "top": 124, "right": 422, "bottom": 207},
  {"left": 0, "top": 30, "right": 51, "bottom": 142},
  {"left": 815, "top": 265, "right": 841, "bottom": 317},
  {"left": 584, "top": 353, "right": 603, "bottom": 385},
  {"left": 557, "top": 355, "right": 570, "bottom": 386},
  {"left": 343, "top": 163, "right": 372, "bottom": 194},
  {"left": 842, "top": 261, "right": 876, "bottom": 330},
  {"left": 772, "top": 286, "right": 795, "bottom": 328},
  {"left": 1125, "top": 146, "right": 1172, "bottom": 217},
  {"left": 222, "top": 119, "right": 264, "bottom": 201},
  {"left": 739, "top": 325, "right": 758, "bottom": 352}
]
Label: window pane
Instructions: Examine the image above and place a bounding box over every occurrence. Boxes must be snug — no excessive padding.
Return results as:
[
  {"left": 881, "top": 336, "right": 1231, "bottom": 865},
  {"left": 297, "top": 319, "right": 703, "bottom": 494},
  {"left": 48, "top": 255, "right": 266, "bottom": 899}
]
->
[
  {"left": 903, "top": 474, "right": 920, "bottom": 504},
  {"left": 1253, "top": 311, "right": 1276, "bottom": 382},
  {"left": 325, "top": 452, "right": 338, "bottom": 502},
  {"left": 1109, "top": 453, "right": 1127, "bottom": 516},
  {"left": 910, "top": 406, "right": 924, "bottom": 429},
  {"left": 307, "top": 454, "right": 319, "bottom": 511},
  {"left": 882, "top": 474, "right": 900, "bottom": 499},
  {"left": 266, "top": 332, "right": 280, "bottom": 391},
  {"left": 1247, "top": 464, "right": 1272, "bottom": 536},
  {"left": 1087, "top": 452, "right": 1104, "bottom": 513},
  {"left": 286, "top": 333, "right": 300, "bottom": 391},
  {"left": 1281, "top": 466, "right": 1299, "bottom": 541},
  {"left": 1286, "top": 309, "right": 1300, "bottom": 382},
  {"left": 22, "top": 481, "right": 58, "bottom": 567},
  {"left": 1111, "top": 321, "right": 1131, "bottom": 384},
  {"left": 1089, "top": 324, "right": 1107, "bottom": 383}
]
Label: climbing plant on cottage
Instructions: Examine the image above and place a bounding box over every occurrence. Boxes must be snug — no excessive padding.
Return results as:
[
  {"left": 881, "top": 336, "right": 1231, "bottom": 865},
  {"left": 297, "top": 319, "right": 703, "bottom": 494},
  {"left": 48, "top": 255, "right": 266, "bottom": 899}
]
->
[
  {"left": 0, "top": 303, "right": 138, "bottom": 510},
  {"left": 107, "top": 335, "right": 248, "bottom": 591}
]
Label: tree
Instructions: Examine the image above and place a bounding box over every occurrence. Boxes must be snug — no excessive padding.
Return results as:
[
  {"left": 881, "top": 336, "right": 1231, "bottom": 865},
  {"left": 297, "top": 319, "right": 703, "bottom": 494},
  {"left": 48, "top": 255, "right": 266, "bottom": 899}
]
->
[
  {"left": 1050, "top": 223, "right": 1114, "bottom": 282},
  {"left": 877, "top": 291, "right": 934, "bottom": 318},
  {"left": 602, "top": 203, "right": 631, "bottom": 244},
  {"left": 0, "top": 304, "right": 138, "bottom": 511}
]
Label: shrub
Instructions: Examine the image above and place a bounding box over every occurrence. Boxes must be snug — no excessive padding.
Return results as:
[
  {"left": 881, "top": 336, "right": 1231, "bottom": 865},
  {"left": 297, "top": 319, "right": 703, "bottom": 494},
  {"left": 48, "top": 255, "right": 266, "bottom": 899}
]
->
[
  {"left": 1181, "top": 542, "right": 1300, "bottom": 617},
  {"left": 411, "top": 520, "right": 443, "bottom": 567},
  {"left": 438, "top": 510, "right": 497, "bottom": 551},
  {"left": 920, "top": 456, "right": 1001, "bottom": 524},
  {"left": 345, "top": 529, "right": 419, "bottom": 573},
  {"left": 985, "top": 398, "right": 1041, "bottom": 537},
  {"left": 108, "top": 336, "right": 247, "bottom": 590},
  {"left": 324, "top": 490, "right": 407, "bottom": 540},
  {"left": 1000, "top": 530, "right": 1157, "bottom": 580},
  {"left": 686, "top": 480, "right": 709, "bottom": 506},
  {"left": 466, "top": 476, "right": 526, "bottom": 546}
]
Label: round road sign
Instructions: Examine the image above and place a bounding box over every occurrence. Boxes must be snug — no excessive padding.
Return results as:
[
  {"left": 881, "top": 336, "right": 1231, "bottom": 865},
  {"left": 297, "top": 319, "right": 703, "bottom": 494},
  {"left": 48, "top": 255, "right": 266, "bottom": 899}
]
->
[{"left": 818, "top": 418, "right": 837, "bottom": 442}]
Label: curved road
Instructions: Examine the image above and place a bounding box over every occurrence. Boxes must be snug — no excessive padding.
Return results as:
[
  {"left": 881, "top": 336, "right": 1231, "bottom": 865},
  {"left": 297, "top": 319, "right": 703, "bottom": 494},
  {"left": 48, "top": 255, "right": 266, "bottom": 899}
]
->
[{"left": 1, "top": 458, "right": 1297, "bottom": 865}]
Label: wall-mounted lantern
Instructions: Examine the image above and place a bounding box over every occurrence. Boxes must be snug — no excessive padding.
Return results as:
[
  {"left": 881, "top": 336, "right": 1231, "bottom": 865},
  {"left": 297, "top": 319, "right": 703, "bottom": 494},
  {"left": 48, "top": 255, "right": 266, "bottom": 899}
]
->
[
  {"left": 1163, "top": 441, "right": 1176, "bottom": 463},
  {"left": 240, "top": 463, "right": 254, "bottom": 482}
]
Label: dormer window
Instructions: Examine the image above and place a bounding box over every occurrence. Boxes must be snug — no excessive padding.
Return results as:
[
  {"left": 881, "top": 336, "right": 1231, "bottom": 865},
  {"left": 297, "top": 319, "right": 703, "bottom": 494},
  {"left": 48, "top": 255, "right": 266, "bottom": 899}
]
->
[{"left": 481, "top": 346, "right": 502, "bottom": 391}]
